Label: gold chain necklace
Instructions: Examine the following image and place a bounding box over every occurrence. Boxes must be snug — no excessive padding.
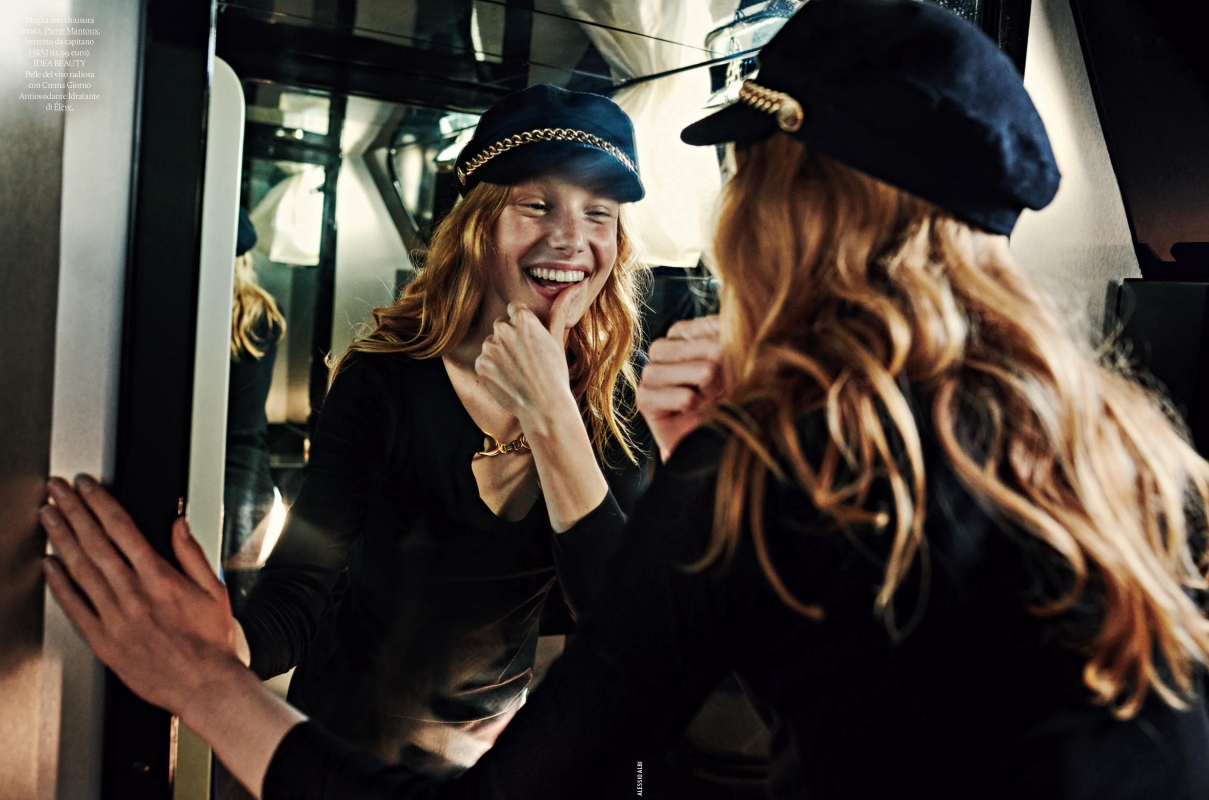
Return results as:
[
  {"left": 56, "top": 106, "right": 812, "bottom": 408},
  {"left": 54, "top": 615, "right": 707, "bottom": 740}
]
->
[{"left": 476, "top": 431, "right": 530, "bottom": 457}]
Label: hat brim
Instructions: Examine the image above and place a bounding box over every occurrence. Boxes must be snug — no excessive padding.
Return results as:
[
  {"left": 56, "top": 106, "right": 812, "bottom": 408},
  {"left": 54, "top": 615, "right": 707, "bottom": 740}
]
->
[
  {"left": 464, "top": 141, "right": 644, "bottom": 203},
  {"left": 681, "top": 101, "right": 779, "bottom": 147}
]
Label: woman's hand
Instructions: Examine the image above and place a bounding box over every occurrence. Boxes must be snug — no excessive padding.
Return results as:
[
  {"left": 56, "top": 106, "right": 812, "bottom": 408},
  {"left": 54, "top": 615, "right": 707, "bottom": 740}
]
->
[
  {"left": 41, "top": 476, "right": 243, "bottom": 714},
  {"left": 474, "top": 284, "right": 610, "bottom": 532},
  {"left": 41, "top": 476, "right": 306, "bottom": 798},
  {"left": 474, "top": 285, "right": 583, "bottom": 431},
  {"left": 637, "top": 315, "right": 724, "bottom": 463}
]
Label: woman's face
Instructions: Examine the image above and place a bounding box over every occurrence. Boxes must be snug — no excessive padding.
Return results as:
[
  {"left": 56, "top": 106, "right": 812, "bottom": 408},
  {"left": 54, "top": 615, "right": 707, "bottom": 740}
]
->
[{"left": 482, "top": 174, "right": 620, "bottom": 330}]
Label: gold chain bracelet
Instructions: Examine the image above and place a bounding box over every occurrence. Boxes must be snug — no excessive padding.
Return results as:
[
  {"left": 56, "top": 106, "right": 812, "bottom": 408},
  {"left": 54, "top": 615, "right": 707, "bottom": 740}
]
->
[{"left": 476, "top": 432, "right": 531, "bottom": 457}]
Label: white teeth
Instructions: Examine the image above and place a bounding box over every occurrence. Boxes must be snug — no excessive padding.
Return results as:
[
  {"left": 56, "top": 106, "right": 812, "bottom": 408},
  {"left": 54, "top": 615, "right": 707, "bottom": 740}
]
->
[{"left": 526, "top": 267, "right": 586, "bottom": 283}]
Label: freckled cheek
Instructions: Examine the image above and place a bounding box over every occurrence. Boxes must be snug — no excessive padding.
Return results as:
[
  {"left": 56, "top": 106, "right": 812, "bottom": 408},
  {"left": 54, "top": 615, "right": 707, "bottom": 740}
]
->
[
  {"left": 588, "top": 230, "right": 619, "bottom": 271},
  {"left": 495, "top": 233, "right": 544, "bottom": 283},
  {"left": 494, "top": 215, "right": 544, "bottom": 268},
  {"left": 586, "top": 261, "right": 614, "bottom": 308}
]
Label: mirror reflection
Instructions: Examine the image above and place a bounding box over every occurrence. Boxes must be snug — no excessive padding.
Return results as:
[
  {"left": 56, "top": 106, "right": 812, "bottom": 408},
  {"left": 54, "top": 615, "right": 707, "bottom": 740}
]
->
[{"left": 210, "top": 1, "right": 1023, "bottom": 797}]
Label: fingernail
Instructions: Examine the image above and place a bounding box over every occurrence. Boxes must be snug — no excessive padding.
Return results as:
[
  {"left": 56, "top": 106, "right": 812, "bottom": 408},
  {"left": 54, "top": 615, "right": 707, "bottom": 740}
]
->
[
  {"left": 47, "top": 478, "right": 68, "bottom": 498},
  {"left": 39, "top": 505, "right": 60, "bottom": 528},
  {"left": 75, "top": 474, "right": 96, "bottom": 492}
]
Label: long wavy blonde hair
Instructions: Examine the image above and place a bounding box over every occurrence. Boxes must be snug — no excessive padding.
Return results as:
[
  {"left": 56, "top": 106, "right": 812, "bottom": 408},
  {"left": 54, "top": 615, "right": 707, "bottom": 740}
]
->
[
  {"left": 703, "top": 133, "right": 1209, "bottom": 719},
  {"left": 333, "top": 180, "right": 647, "bottom": 463},
  {"left": 231, "top": 253, "right": 286, "bottom": 359}
]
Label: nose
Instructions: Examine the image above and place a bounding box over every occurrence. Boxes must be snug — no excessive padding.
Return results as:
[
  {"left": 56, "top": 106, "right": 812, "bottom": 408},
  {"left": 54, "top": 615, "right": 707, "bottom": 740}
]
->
[{"left": 544, "top": 207, "right": 586, "bottom": 255}]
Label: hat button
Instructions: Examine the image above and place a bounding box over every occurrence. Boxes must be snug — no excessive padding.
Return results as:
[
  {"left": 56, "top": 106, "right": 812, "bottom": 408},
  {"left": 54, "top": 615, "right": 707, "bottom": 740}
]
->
[{"left": 776, "top": 98, "right": 804, "bottom": 133}]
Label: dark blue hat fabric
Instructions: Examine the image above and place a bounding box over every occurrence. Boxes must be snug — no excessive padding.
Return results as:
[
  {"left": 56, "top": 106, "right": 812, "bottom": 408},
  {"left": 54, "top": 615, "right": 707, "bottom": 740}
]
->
[
  {"left": 681, "top": 0, "right": 1060, "bottom": 235},
  {"left": 236, "top": 207, "right": 258, "bottom": 257},
  {"left": 456, "top": 85, "right": 645, "bottom": 202}
]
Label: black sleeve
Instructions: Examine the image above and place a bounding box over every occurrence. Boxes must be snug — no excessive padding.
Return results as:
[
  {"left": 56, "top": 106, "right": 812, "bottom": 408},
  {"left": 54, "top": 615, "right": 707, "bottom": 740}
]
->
[
  {"left": 548, "top": 365, "right": 655, "bottom": 616},
  {"left": 238, "top": 355, "right": 398, "bottom": 679},
  {"left": 263, "top": 427, "right": 733, "bottom": 800}
]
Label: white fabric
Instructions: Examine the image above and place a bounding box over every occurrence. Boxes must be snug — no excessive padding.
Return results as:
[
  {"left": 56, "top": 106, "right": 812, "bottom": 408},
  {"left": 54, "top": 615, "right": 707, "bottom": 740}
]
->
[
  {"left": 249, "top": 163, "right": 326, "bottom": 266},
  {"left": 562, "top": 0, "right": 729, "bottom": 268}
]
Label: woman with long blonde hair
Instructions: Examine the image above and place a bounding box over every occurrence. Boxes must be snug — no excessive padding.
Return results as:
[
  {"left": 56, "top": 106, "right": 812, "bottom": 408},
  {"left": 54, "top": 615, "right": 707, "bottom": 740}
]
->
[
  {"left": 42, "top": 1, "right": 1209, "bottom": 797},
  {"left": 222, "top": 212, "right": 286, "bottom": 611},
  {"left": 218, "top": 85, "right": 652, "bottom": 778}
]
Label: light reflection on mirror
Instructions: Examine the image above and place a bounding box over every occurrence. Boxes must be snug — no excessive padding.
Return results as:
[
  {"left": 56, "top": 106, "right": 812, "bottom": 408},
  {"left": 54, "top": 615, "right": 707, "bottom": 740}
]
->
[{"left": 390, "top": 111, "right": 481, "bottom": 236}]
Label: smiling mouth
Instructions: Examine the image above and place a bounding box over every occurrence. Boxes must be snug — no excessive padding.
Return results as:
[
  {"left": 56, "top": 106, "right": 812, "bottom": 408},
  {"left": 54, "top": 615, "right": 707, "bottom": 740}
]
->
[{"left": 524, "top": 267, "right": 587, "bottom": 293}]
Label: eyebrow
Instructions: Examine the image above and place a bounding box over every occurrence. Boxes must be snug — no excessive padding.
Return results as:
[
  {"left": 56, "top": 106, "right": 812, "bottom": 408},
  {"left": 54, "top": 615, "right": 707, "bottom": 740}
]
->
[{"left": 510, "top": 185, "right": 619, "bottom": 206}]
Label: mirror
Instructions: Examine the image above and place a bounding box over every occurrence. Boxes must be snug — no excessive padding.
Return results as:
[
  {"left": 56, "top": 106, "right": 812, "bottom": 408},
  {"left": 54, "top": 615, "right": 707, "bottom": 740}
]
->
[
  {"left": 206, "top": 30, "right": 735, "bottom": 800},
  {"left": 193, "top": 1, "right": 1018, "bottom": 797}
]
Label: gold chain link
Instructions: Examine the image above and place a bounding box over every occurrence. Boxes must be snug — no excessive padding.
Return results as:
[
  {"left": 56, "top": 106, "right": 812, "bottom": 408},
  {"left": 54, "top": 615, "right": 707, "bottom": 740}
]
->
[
  {"left": 476, "top": 432, "right": 531, "bottom": 457},
  {"left": 457, "top": 128, "right": 638, "bottom": 185},
  {"left": 738, "top": 80, "right": 805, "bottom": 133}
]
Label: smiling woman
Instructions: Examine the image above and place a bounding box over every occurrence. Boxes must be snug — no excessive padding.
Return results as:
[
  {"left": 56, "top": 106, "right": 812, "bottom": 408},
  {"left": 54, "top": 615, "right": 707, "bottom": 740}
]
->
[
  {"left": 230, "top": 84, "right": 653, "bottom": 778},
  {"left": 492, "top": 178, "right": 618, "bottom": 307}
]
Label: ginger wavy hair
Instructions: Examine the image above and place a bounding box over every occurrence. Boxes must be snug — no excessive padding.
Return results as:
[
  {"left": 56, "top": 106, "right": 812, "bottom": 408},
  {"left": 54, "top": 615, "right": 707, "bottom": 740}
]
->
[
  {"left": 231, "top": 253, "right": 286, "bottom": 360},
  {"left": 332, "top": 180, "right": 646, "bottom": 463},
  {"left": 702, "top": 133, "right": 1209, "bottom": 719}
]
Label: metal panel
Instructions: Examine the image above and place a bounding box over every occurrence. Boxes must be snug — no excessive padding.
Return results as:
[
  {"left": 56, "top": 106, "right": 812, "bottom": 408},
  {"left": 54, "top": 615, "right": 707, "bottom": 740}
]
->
[
  {"left": 0, "top": 1, "right": 70, "bottom": 798},
  {"left": 37, "top": 0, "right": 147, "bottom": 796}
]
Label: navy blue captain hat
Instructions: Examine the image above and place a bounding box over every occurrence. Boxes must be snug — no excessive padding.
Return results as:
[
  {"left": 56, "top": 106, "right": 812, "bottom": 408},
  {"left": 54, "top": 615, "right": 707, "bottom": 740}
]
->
[
  {"left": 681, "top": 0, "right": 1060, "bottom": 236},
  {"left": 455, "top": 84, "right": 645, "bottom": 203}
]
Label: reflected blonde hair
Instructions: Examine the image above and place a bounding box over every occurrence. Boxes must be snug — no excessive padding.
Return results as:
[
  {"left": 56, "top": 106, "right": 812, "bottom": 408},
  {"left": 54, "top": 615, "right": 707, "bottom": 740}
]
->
[
  {"left": 703, "top": 134, "right": 1209, "bottom": 719},
  {"left": 333, "top": 181, "right": 647, "bottom": 463},
  {"left": 231, "top": 253, "right": 286, "bottom": 359}
]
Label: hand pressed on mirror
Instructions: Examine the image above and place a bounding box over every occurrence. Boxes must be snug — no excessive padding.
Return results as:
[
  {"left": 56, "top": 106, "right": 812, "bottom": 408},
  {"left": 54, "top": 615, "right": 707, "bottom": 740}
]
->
[
  {"left": 41, "top": 476, "right": 239, "bottom": 711},
  {"left": 41, "top": 476, "right": 303, "bottom": 798},
  {"left": 637, "top": 315, "right": 724, "bottom": 462}
]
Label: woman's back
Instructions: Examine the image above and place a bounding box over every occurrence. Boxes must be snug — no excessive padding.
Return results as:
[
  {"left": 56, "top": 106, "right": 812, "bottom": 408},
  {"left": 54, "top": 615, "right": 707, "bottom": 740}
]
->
[
  {"left": 694, "top": 417, "right": 1209, "bottom": 798},
  {"left": 571, "top": 417, "right": 1209, "bottom": 799}
]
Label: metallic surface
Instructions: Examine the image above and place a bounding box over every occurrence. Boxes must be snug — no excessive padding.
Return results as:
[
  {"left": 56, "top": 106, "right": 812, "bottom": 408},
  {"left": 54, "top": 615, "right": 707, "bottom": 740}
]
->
[
  {"left": 40, "top": 0, "right": 146, "bottom": 794},
  {"left": 0, "top": 1, "right": 69, "bottom": 797}
]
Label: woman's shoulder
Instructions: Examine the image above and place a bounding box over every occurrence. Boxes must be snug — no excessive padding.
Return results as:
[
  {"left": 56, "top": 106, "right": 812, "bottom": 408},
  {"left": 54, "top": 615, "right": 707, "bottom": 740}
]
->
[
  {"left": 323, "top": 352, "right": 448, "bottom": 419},
  {"left": 333, "top": 350, "right": 443, "bottom": 384}
]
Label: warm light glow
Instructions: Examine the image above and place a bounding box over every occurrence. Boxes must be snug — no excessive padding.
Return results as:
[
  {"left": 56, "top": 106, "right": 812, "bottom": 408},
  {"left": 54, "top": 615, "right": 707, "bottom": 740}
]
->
[{"left": 257, "top": 487, "right": 287, "bottom": 566}]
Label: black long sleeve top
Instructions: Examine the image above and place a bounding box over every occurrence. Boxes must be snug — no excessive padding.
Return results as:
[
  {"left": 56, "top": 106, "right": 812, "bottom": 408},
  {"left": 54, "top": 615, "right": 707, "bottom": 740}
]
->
[
  {"left": 226, "top": 316, "right": 282, "bottom": 440},
  {"left": 238, "top": 351, "right": 650, "bottom": 773},
  {"left": 263, "top": 412, "right": 1209, "bottom": 799}
]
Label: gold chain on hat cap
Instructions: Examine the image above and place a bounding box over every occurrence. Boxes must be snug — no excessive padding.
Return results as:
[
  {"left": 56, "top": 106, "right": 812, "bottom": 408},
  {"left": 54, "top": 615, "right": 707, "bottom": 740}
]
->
[
  {"left": 738, "top": 80, "right": 805, "bottom": 133},
  {"left": 457, "top": 127, "right": 639, "bottom": 186}
]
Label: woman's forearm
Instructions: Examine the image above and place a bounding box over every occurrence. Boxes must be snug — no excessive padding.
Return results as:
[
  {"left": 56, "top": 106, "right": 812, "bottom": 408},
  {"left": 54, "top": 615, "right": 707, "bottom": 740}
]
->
[
  {"left": 521, "top": 389, "right": 609, "bottom": 533},
  {"left": 179, "top": 658, "right": 306, "bottom": 800}
]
